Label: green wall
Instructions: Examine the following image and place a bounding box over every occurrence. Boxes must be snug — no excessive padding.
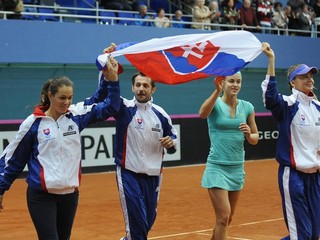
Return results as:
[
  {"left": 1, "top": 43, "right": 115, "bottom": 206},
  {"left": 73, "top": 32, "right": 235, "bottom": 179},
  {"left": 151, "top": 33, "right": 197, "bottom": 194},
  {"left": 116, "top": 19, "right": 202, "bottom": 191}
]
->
[{"left": 0, "top": 63, "right": 291, "bottom": 120}]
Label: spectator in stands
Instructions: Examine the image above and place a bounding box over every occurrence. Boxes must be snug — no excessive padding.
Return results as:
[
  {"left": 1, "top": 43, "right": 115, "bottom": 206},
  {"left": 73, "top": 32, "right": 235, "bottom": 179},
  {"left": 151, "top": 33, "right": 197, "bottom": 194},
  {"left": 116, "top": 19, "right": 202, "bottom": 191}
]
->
[
  {"left": 134, "top": 4, "right": 154, "bottom": 27},
  {"left": 272, "top": 2, "right": 289, "bottom": 34},
  {"left": 199, "top": 73, "right": 259, "bottom": 240},
  {"left": 250, "top": 0, "right": 260, "bottom": 11},
  {"left": 99, "top": 0, "right": 132, "bottom": 10},
  {"left": 191, "top": 0, "right": 215, "bottom": 30},
  {"left": 2, "top": 0, "right": 24, "bottom": 19},
  {"left": 287, "top": 0, "right": 304, "bottom": 18},
  {"left": 171, "top": 9, "right": 186, "bottom": 28},
  {"left": 208, "top": 0, "right": 222, "bottom": 29},
  {"left": 222, "top": 0, "right": 239, "bottom": 29},
  {"left": 257, "top": 0, "right": 274, "bottom": 33},
  {"left": 154, "top": 7, "right": 171, "bottom": 28},
  {"left": 284, "top": 4, "right": 299, "bottom": 35},
  {"left": 239, "top": 0, "right": 261, "bottom": 32},
  {"left": 297, "top": 3, "right": 315, "bottom": 36}
]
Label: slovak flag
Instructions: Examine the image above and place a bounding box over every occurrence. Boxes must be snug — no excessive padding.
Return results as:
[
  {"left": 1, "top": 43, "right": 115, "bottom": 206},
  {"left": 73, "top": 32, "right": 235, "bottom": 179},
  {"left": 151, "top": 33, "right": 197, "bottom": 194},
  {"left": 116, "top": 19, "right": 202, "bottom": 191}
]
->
[{"left": 96, "top": 30, "right": 262, "bottom": 84}]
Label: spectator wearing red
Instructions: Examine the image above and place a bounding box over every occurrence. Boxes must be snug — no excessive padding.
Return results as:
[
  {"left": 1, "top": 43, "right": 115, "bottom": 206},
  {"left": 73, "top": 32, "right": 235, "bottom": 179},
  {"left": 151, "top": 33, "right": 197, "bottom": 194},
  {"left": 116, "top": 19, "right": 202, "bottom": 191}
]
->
[
  {"left": 257, "top": 0, "right": 273, "bottom": 33},
  {"left": 239, "top": 0, "right": 261, "bottom": 32}
]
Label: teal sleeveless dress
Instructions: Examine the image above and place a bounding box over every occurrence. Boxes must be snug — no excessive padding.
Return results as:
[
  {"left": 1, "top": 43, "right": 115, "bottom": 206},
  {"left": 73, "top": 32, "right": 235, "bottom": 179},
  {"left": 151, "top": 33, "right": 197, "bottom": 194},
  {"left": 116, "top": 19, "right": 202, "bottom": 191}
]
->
[{"left": 201, "top": 97, "right": 254, "bottom": 191}]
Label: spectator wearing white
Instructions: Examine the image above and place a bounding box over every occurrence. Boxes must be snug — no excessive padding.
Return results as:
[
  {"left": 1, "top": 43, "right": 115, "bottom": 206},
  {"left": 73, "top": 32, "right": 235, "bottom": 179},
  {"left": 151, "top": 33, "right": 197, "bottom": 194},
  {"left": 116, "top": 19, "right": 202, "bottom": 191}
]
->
[
  {"left": 272, "top": 2, "right": 289, "bottom": 34},
  {"left": 192, "top": 0, "right": 215, "bottom": 30},
  {"left": 154, "top": 7, "right": 171, "bottom": 28}
]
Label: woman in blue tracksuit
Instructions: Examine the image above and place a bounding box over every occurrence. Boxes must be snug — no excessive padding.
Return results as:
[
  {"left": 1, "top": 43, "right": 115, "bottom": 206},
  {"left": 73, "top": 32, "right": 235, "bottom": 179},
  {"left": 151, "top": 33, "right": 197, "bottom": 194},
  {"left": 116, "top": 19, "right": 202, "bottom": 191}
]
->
[
  {"left": 0, "top": 56, "right": 121, "bottom": 240},
  {"left": 261, "top": 42, "right": 320, "bottom": 240}
]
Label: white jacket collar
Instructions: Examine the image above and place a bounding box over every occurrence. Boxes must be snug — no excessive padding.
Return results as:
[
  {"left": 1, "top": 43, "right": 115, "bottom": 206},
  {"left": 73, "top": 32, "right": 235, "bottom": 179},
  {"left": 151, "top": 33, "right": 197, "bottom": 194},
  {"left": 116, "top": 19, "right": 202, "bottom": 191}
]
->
[
  {"left": 292, "top": 88, "right": 315, "bottom": 105},
  {"left": 133, "top": 96, "right": 153, "bottom": 109}
]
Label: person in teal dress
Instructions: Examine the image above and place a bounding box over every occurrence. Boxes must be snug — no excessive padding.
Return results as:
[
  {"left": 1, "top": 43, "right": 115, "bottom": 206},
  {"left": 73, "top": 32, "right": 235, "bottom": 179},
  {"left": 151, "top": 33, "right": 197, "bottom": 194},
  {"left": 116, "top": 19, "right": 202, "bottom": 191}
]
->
[{"left": 199, "top": 72, "right": 259, "bottom": 240}]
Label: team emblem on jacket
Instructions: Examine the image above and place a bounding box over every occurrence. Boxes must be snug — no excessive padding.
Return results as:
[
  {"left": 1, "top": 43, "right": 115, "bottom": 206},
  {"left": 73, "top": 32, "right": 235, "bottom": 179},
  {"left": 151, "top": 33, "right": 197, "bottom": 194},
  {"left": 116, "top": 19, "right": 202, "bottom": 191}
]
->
[
  {"left": 135, "top": 118, "right": 143, "bottom": 130},
  {"left": 43, "top": 128, "right": 51, "bottom": 137},
  {"left": 297, "top": 113, "right": 310, "bottom": 126}
]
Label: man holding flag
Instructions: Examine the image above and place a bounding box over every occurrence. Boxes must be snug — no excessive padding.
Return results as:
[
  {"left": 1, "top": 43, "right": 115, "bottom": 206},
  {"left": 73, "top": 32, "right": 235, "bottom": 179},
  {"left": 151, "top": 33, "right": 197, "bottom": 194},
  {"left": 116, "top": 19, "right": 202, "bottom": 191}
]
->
[{"left": 101, "top": 44, "right": 178, "bottom": 240}]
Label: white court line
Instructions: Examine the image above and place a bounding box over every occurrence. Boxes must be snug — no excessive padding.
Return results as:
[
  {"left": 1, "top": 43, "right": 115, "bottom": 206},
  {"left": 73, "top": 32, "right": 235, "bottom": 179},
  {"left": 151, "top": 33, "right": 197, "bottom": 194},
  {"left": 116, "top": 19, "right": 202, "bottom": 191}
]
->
[
  {"left": 229, "top": 237, "right": 253, "bottom": 240},
  {"left": 229, "top": 217, "right": 284, "bottom": 227},
  {"left": 148, "top": 229, "right": 210, "bottom": 239},
  {"left": 148, "top": 217, "right": 283, "bottom": 239}
]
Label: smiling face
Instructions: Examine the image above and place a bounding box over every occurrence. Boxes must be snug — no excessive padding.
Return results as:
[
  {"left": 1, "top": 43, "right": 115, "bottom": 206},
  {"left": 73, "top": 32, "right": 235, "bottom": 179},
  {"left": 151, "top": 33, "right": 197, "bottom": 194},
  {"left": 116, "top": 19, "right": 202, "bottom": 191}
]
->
[
  {"left": 48, "top": 85, "right": 73, "bottom": 117},
  {"left": 291, "top": 73, "right": 315, "bottom": 94},
  {"left": 223, "top": 73, "right": 242, "bottom": 97},
  {"left": 132, "top": 74, "right": 155, "bottom": 103}
]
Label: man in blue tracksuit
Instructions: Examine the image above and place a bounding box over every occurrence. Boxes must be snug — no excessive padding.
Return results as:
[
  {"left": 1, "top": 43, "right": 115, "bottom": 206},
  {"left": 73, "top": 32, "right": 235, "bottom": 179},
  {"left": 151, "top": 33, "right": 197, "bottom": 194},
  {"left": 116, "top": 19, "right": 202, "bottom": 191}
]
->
[
  {"left": 110, "top": 71, "right": 178, "bottom": 240},
  {"left": 261, "top": 42, "right": 320, "bottom": 240}
]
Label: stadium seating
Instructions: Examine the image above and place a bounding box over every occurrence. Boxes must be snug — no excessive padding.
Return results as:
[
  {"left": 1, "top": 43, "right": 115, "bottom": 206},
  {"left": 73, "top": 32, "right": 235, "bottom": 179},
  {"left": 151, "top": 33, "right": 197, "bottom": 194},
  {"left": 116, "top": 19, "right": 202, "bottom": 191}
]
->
[
  {"left": 99, "top": 10, "right": 116, "bottom": 25},
  {"left": 21, "top": 6, "right": 38, "bottom": 20},
  {"left": 117, "top": 12, "right": 135, "bottom": 25},
  {"left": 38, "top": 7, "right": 58, "bottom": 21}
]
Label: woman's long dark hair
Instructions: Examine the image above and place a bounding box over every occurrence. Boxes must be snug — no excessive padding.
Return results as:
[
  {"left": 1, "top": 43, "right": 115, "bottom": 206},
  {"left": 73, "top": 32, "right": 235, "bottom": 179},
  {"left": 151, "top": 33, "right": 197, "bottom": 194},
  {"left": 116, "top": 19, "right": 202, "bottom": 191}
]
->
[{"left": 37, "top": 76, "right": 74, "bottom": 108}]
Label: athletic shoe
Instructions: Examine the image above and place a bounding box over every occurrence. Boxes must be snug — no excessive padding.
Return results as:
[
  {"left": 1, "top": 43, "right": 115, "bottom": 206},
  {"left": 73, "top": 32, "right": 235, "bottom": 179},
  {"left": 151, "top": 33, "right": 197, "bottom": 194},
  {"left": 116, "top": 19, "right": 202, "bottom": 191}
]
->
[{"left": 120, "top": 237, "right": 127, "bottom": 240}]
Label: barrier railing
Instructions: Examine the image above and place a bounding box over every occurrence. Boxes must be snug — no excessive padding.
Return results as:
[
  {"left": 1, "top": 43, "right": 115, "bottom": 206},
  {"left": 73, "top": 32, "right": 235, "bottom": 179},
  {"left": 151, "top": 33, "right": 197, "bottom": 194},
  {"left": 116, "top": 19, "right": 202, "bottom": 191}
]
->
[{"left": 0, "top": 4, "right": 319, "bottom": 38}]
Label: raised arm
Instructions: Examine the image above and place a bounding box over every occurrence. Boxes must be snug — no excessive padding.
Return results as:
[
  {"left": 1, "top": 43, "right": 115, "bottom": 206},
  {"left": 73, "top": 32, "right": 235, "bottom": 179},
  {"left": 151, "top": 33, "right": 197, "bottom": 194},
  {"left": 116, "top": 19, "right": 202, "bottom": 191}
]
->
[
  {"left": 261, "top": 42, "right": 275, "bottom": 77},
  {"left": 84, "top": 43, "right": 118, "bottom": 105},
  {"left": 199, "top": 76, "right": 225, "bottom": 119}
]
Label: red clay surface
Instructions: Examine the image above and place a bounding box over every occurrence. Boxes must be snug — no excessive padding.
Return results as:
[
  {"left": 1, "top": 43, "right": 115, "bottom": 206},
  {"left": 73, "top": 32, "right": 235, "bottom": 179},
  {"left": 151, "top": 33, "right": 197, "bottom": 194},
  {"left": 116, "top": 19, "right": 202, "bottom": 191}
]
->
[{"left": 0, "top": 159, "right": 288, "bottom": 239}]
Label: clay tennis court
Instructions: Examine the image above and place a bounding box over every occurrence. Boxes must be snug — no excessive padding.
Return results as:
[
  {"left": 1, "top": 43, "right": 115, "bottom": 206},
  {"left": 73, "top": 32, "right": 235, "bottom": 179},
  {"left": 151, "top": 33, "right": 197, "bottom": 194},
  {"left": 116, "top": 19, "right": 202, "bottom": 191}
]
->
[{"left": 0, "top": 159, "right": 288, "bottom": 240}]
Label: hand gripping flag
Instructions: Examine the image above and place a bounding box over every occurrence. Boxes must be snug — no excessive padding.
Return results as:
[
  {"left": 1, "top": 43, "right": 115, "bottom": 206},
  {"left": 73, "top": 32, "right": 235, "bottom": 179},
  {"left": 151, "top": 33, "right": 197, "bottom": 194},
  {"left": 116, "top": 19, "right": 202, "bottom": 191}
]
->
[{"left": 96, "top": 30, "right": 262, "bottom": 84}]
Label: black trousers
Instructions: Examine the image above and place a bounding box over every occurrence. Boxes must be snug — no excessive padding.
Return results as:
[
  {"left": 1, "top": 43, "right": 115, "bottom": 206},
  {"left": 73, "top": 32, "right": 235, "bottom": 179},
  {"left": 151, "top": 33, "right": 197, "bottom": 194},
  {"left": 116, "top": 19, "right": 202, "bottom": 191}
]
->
[{"left": 26, "top": 187, "right": 79, "bottom": 240}]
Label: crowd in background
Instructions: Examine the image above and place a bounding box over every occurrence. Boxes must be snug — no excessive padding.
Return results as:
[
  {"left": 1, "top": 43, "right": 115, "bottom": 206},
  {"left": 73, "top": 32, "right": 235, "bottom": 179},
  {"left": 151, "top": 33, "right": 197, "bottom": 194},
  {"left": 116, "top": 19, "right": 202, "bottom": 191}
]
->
[
  {"left": 1, "top": 0, "right": 319, "bottom": 36},
  {"left": 97, "top": 0, "right": 319, "bottom": 36}
]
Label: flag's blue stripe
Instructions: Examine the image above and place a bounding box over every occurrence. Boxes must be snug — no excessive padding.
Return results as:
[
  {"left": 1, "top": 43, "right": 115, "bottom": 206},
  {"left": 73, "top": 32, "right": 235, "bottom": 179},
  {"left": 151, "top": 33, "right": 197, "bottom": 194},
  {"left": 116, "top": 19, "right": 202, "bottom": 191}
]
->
[
  {"left": 201, "top": 52, "right": 248, "bottom": 76},
  {"left": 163, "top": 51, "right": 248, "bottom": 76},
  {"left": 164, "top": 51, "right": 198, "bottom": 72}
]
